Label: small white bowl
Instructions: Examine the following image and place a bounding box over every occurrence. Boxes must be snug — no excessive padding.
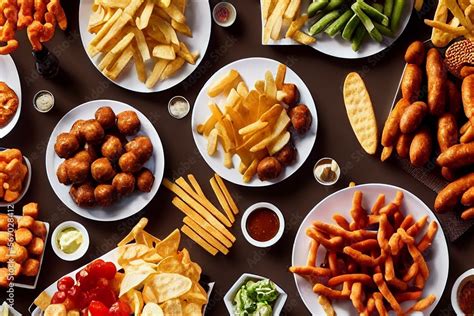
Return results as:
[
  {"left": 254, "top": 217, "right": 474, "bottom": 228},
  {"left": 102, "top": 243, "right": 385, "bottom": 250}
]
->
[
  {"left": 451, "top": 268, "right": 474, "bottom": 315},
  {"left": 224, "top": 273, "right": 287, "bottom": 315},
  {"left": 33, "top": 90, "right": 55, "bottom": 113},
  {"left": 212, "top": 2, "right": 236, "bottom": 27},
  {"left": 51, "top": 221, "right": 89, "bottom": 261},
  {"left": 168, "top": 96, "right": 190, "bottom": 119},
  {"left": 0, "top": 150, "right": 31, "bottom": 207},
  {"left": 313, "top": 157, "right": 340, "bottom": 186},
  {"left": 241, "top": 202, "right": 285, "bottom": 248}
]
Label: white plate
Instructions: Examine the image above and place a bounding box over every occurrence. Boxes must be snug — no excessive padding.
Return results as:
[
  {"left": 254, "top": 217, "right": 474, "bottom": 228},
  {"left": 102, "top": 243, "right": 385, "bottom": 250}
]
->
[
  {"left": 0, "top": 152, "right": 31, "bottom": 207},
  {"left": 261, "top": 0, "right": 413, "bottom": 59},
  {"left": 191, "top": 57, "right": 318, "bottom": 187},
  {"left": 78, "top": 0, "right": 212, "bottom": 93},
  {"left": 292, "top": 183, "right": 449, "bottom": 315},
  {"left": 45, "top": 99, "right": 165, "bottom": 221},
  {"left": 0, "top": 55, "right": 22, "bottom": 138}
]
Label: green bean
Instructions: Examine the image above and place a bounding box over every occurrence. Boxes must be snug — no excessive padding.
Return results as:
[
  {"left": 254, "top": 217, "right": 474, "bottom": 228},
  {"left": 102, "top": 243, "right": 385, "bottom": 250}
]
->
[
  {"left": 351, "top": 24, "right": 367, "bottom": 51},
  {"left": 351, "top": 2, "right": 383, "bottom": 42},
  {"left": 390, "top": 0, "right": 406, "bottom": 33},
  {"left": 309, "top": 10, "right": 341, "bottom": 35},
  {"left": 383, "top": 0, "right": 393, "bottom": 17},
  {"left": 374, "top": 21, "right": 394, "bottom": 37},
  {"left": 325, "top": 9, "right": 354, "bottom": 37},
  {"left": 342, "top": 14, "right": 360, "bottom": 41},
  {"left": 325, "top": 0, "right": 345, "bottom": 11},
  {"left": 373, "top": 3, "right": 384, "bottom": 12},
  {"left": 356, "top": 0, "right": 390, "bottom": 26},
  {"left": 308, "top": 0, "right": 329, "bottom": 17}
]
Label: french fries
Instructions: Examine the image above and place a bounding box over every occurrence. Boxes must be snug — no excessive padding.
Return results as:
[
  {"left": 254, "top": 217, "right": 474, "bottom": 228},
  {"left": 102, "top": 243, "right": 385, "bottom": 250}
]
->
[
  {"left": 290, "top": 190, "right": 438, "bottom": 315},
  {"left": 87, "top": 0, "right": 199, "bottom": 88},
  {"left": 165, "top": 174, "right": 240, "bottom": 255}
]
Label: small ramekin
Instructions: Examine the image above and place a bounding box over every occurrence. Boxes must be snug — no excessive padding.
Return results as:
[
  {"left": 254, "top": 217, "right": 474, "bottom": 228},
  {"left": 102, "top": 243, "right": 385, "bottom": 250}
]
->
[
  {"left": 51, "top": 221, "right": 89, "bottom": 261},
  {"left": 241, "top": 202, "right": 285, "bottom": 248},
  {"left": 168, "top": 96, "right": 190, "bottom": 119},
  {"left": 451, "top": 268, "right": 474, "bottom": 315}
]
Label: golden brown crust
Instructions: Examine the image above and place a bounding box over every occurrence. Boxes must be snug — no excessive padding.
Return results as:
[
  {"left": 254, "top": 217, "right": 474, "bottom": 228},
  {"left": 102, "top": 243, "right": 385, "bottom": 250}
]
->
[
  {"left": 437, "top": 142, "right": 474, "bottom": 169},
  {"left": 399, "top": 101, "right": 428, "bottom": 134},
  {"left": 404, "top": 41, "right": 425, "bottom": 66},
  {"left": 436, "top": 113, "right": 458, "bottom": 153},
  {"left": 382, "top": 98, "right": 411, "bottom": 147},
  {"left": 409, "top": 128, "right": 432, "bottom": 167},
  {"left": 435, "top": 173, "right": 474, "bottom": 212},
  {"left": 401, "top": 64, "right": 423, "bottom": 103},
  {"left": 426, "top": 48, "right": 447, "bottom": 116},
  {"left": 0, "top": 81, "right": 18, "bottom": 127}
]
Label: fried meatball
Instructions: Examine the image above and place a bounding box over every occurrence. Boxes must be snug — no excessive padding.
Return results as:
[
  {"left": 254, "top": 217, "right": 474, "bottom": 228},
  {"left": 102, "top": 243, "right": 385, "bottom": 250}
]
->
[
  {"left": 70, "top": 183, "right": 96, "bottom": 207},
  {"left": 94, "top": 184, "right": 116, "bottom": 207},
  {"left": 10, "top": 261, "right": 21, "bottom": 277},
  {"left": 85, "top": 144, "right": 100, "bottom": 161},
  {"left": 112, "top": 173, "right": 135, "bottom": 196},
  {"left": 0, "top": 246, "right": 7, "bottom": 263},
  {"left": 74, "top": 149, "right": 95, "bottom": 164},
  {"left": 70, "top": 119, "right": 86, "bottom": 144},
  {"left": 257, "top": 157, "right": 282, "bottom": 181},
  {"left": 81, "top": 119, "right": 105, "bottom": 144},
  {"left": 118, "top": 152, "right": 142, "bottom": 173},
  {"left": 117, "top": 111, "right": 140, "bottom": 135},
  {"left": 0, "top": 214, "right": 8, "bottom": 230},
  {"left": 289, "top": 104, "right": 312, "bottom": 135},
  {"left": 56, "top": 162, "right": 71, "bottom": 185},
  {"left": 125, "top": 136, "right": 153, "bottom": 163},
  {"left": 95, "top": 106, "right": 116, "bottom": 129},
  {"left": 65, "top": 158, "right": 90, "bottom": 184},
  {"left": 9, "top": 243, "right": 28, "bottom": 263},
  {"left": 22, "top": 258, "right": 40, "bottom": 277},
  {"left": 54, "top": 133, "right": 80, "bottom": 158},
  {"left": 31, "top": 221, "right": 47, "bottom": 238},
  {"left": 27, "top": 237, "right": 44, "bottom": 256},
  {"left": 0, "top": 232, "right": 8, "bottom": 245},
  {"left": 101, "top": 135, "right": 124, "bottom": 161},
  {"left": 0, "top": 267, "right": 9, "bottom": 287},
  {"left": 281, "top": 83, "right": 300, "bottom": 107},
  {"left": 17, "top": 216, "right": 34, "bottom": 230},
  {"left": 15, "top": 228, "right": 32, "bottom": 246},
  {"left": 136, "top": 168, "right": 155, "bottom": 192},
  {"left": 274, "top": 143, "right": 297, "bottom": 166},
  {"left": 91, "top": 158, "right": 116, "bottom": 183}
]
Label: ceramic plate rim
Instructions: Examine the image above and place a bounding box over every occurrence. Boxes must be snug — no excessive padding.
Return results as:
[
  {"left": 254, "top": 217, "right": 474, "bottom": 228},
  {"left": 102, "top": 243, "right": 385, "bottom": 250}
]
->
[{"left": 0, "top": 55, "right": 22, "bottom": 138}]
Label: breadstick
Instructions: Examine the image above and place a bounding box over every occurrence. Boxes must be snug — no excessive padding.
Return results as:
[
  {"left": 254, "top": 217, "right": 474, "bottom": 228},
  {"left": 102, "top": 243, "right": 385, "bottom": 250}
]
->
[{"left": 373, "top": 273, "right": 402, "bottom": 313}]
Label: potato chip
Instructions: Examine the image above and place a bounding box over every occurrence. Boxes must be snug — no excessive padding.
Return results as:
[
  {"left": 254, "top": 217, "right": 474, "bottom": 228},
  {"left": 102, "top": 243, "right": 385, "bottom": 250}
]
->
[
  {"left": 126, "top": 289, "right": 144, "bottom": 316},
  {"left": 160, "top": 298, "right": 182, "bottom": 315},
  {"left": 182, "top": 301, "right": 203, "bottom": 316},
  {"left": 155, "top": 229, "right": 180, "bottom": 257},
  {"left": 180, "top": 282, "right": 208, "bottom": 305},
  {"left": 143, "top": 273, "right": 192, "bottom": 303},
  {"left": 142, "top": 302, "right": 164, "bottom": 316},
  {"left": 120, "top": 260, "right": 157, "bottom": 297},
  {"left": 157, "top": 255, "right": 185, "bottom": 274}
]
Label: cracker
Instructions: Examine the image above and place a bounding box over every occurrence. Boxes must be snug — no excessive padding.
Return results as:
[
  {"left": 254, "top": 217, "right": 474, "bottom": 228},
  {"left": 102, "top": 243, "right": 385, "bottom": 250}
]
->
[
  {"left": 343, "top": 72, "right": 378, "bottom": 155},
  {"left": 445, "top": 39, "right": 474, "bottom": 77}
]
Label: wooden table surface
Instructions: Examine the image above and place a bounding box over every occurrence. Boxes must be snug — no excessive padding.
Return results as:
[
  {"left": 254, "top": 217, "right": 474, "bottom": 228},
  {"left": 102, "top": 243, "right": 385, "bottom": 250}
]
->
[{"left": 2, "top": 0, "right": 473, "bottom": 314}]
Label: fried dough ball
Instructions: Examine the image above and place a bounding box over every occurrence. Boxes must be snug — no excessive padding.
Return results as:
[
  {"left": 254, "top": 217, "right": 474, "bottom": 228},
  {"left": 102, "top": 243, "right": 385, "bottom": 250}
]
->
[
  {"left": 22, "top": 202, "right": 39, "bottom": 219},
  {"left": 56, "top": 161, "right": 71, "bottom": 185},
  {"left": 112, "top": 173, "right": 135, "bottom": 196},
  {"left": 70, "top": 183, "right": 96, "bottom": 207},
  {"left": 257, "top": 157, "right": 282, "bottom": 181},
  {"left": 101, "top": 135, "right": 124, "bottom": 161},
  {"left": 70, "top": 119, "right": 86, "bottom": 144},
  {"left": 94, "top": 184, "right": 116, "bottom": 207},
  {"left": 65, "top": 158, "right": 90, "bottom": 184},
  {"left": 0, "top": 246, "right": 8, "bottom": 263},
  {"left": 118, "top": 152, "right": 142, "bottom": 173},
  {"left": 27, "top": 237, "right": 44, "bottom": 256},
  {"left": 81, "top": 119, "right": 105, "bottom": 144},
  {"left": 95, "top": 106, "right": 116, "bottom": 130},
  {"left": 0, "top": 232, "right": 8, "bottom": 245},
  {"left": 117, "top": 111, "right": 140, "bottom": 135},
  {"left": 15, "top": 228, "right": 33, "bottom": 246},
  {"left": 125, "top": 136, "right": 153, "bottom": 163},
  {"left": 91, "top": 158, "right": 116, "bottom": 183},
  {"left": 31, "top": 221, "right": 47, "bottom": 238},
  {"left": 10, "top": 261, "right": 21, "bottom": 277},
  {"left": 9, "top": 243, "right": 28, "bottom": 263},
  {"left": 0, "top": 268, "right": 9, "bottom": 287},
  {"left": 54, "top": 133, "right": 80, "bottom": 158},
  {"left": 136, "top": 168, "right": 154, "bottom": 192},
  {"left": 289, "top": 104, "right": 312, "bottom": 135},
  {"left": 0, "top": 214, "right": 9, "bottom": 230},
  {"left": 281, "top": 83, "right": 300, "bottom": 107},
  {"left": 22, "top": 258, "right": 40, "bottom": 277},
  {"left": 74, "top": 149, "right": 95, "bottom": 164},
  {"left": 274, "top": 143, "right": 297, "bottom": 166},
  {"left": 17, "top": 216, "right": 34, "bottom": 230}
]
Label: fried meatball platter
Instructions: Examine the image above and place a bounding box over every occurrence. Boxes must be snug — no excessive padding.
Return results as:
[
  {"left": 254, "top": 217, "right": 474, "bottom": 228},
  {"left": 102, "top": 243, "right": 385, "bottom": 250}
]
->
[
  {"left": 45, "top": 100, "right": 165, "bottom": 221},
  {"left": 192, "top": 59, "right": 317, "bottom": 187}
]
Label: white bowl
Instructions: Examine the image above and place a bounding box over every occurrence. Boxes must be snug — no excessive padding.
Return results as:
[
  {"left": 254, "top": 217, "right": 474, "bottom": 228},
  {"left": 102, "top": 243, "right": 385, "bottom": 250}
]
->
[
  {"left": 223, "top": 273, "right": 287, "bottom": 315},
  {"left": 0, "top": 150, "right": 31, "bottom": 207},
  {"left": 313, "top": 157, "right": 340, "bottom": 186},
  {"left": 241, "top": 202, "right": 285, "bottom": 248},
  {"left": 51, "top": 221, "right": 89, "bottom": 261},
  {"left": 451, "top": 268, "right": 474, "bottom": 315}
]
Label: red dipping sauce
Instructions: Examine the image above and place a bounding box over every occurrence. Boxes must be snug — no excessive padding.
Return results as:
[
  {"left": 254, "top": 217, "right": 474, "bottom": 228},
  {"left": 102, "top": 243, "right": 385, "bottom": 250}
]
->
[
  {"left": 246, "top": 208, "right": 280, "bottom": 242},
  {"left": 459, "top": 280, "right": 474, "bottom": 314}
]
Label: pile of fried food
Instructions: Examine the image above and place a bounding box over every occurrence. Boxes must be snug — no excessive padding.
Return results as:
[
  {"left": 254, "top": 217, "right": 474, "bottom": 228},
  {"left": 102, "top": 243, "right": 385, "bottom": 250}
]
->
[
  {"left": 0, "top": 202, "right": 48, "bottom": 286},
  {"left": 0, "top": 148, "right": 28, "bottom": 203},
  {"left": 381, "top": 40, "right": 474, "bottom": 220},
  {"left": 37, "top": 218, "right": 208, "bottom": 315},
  {"left": 424, "top": 0, "right": 474, "bottom": 47},
  {"left": 197, "top": 63, "right": 313, "bottom": 183},
  {"left": 0, "top": 0, "right": 67, "bottom": 54},
  {"left": 87, "top": 0, "right": 199, "bottom": 88},
  {"left": 164, "top": 174, "right": 239, "bottom": 256},
  {"left": 0, "top": 81, "right": 18, "bottom": 128},
  {"left": 289, "top": 191, "right": 439, "bottom": 315},
  {"left": 262, "top": 0, "right": 316, "bottom": 45},
  {"left": 54, "top": 106, "right": 155, "bottom": 208}
]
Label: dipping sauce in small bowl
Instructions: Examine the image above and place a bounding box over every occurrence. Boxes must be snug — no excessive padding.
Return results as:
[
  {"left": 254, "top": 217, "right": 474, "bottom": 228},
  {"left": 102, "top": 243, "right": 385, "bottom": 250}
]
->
[
  {"left": 33, "top": 90, "right": 54, "bottom": 113},
  {"left": 51, "top": 221, "right": 89, "bottom": 261},
  {"left": 213, "top": 2, "right": 236, "bottom": 27},
  {"left": 241, "top": 202, "right": 285, "bottom": 248},
  {"left": 459, "top": 280, "right": 474, "bottom": 314},
  {"left": 168, "top": 96, "right": 190, "bottom": 119}
]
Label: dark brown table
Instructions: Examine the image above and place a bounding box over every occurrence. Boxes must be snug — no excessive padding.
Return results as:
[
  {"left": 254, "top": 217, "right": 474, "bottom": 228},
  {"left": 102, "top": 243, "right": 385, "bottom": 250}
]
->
[{"left": 2, "top": 0, "right": 473, "bottom": 314}]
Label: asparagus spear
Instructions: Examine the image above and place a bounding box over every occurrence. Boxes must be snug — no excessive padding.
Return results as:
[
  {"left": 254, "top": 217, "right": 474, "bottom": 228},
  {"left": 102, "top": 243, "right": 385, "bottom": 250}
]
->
[
  {"left": 390, "top": 0, "right": 406, "bottom": 33},
  {"left": 352, "top": 24, "right": 367, "bottom": 51},
  {"left": 356, "top": 0, "right": 390, "bottom": 26},
  {"left": 325, "top": 9, "right": 354, "bottom": 37},
  {"left": 309, "top": 10, "right": 341, "bottom": 35},
  {"left": 308, "top": 0, "right": 329, "bottom": 17},
  {"left": 342, "top": 14, "right": 361, "bottom": 41},
  {"left": 351, "top": 2, "right": 383, "bottom": 42}
]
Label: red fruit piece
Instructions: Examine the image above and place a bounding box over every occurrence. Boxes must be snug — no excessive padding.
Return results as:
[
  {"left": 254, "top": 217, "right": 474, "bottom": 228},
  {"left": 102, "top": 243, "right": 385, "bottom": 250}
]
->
[
  {"left": 101, "top": 262, "right": 117, "bottom": 280},
  {"left": 88, "top": 300, "right": 110, "bottom": 316},
  {"left": 109, "top": 301, "right": 132, "bottom": 316},
  {"left": 57, "top": 276, "right": 75, "bottom": 292},
  {"left": 63, "top": 297, "right": 76, "bottom": 311},
  {"left": 51, "top": 291, "right": 66, "bottom": 304}
]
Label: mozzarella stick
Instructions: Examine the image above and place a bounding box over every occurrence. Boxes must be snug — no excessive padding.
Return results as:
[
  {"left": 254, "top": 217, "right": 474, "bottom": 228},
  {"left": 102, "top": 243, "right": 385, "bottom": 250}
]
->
[
  {"left": 397, "top": 227, "right": 415, "bottom": 244},
  {"left": 289, "top": 266, "right": 332, "bottom": 277},
  {"left": 343, "top": 247, "right": 385, "bottom": 267},
  {"left": 371, "top": 194, "right": 385, "bottom": 214},
  {"left": 408, "top": 244, "right": 429, "bottom": 280},
  {"left": 394, "top": 290, "right": 422, "bottom": 302},
  {"left": 417, "top": 221, "right": 438, "bottom": 252},
  {"left": 373, "top": 292, "right": 388, "bottom": 316},
  {"left": 332, "top": 213, "right": 350, "bottom": 230},
  {"left": 350, "top": 282, "right": 364, "bottom": 313},
  {"left": 313, "top": 284, "right": 347, "bottom": 299},
  {"left": 328, "top": 274, "right": 373, "bottom": 287},
  {"left": 400, "top": 214, "right": 414, "bottom": 230},
  {"left": 384, "top": 255, "right": 395, "bottom": 281},
  {"left": 406, "top": 215, "right": 428, "bottom": 237},
  {"left": 306, "top": 239, "right": 319, "bottom": 267},
  {"left": 402, "top": 262, "right": 419, "bottom": 282},
  {"left": 406, "top": 294, "right": 436, "bottom": 313},
  {"left": 373, "top": 273, "right": 402, "bottom": 313},
  {"left": 306, "top": 227, "right": 344, "bottom": 251},
  {"left": 351, "top": 239, "right": 379, "bottom": 252}
]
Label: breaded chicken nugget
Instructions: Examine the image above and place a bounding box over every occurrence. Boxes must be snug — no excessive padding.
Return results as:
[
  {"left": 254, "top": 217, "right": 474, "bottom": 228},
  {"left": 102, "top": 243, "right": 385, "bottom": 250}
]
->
[
  {"left": 28, "top": 237, "right": 44, "bottom": 256},
  {"left": 15, "top": 227, "right": 33, "bottom": 246},
  {"left": 22, "top": 258, "right": 39, "bottom": 276}
]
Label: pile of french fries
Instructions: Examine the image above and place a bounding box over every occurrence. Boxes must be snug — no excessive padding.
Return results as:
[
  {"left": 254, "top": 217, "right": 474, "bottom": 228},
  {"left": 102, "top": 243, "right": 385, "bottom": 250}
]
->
[
  {"left": 197, "top": 64, "right": 295, "bottom": 183},
  {"left": 424, "top": 0, "right": 474, "bottom": 47},
  {"left": 163, "top": 174, "right": 239, "bottom": 256},
  {"left": 262, "top": 0, "right": 316, "bottom": 45},
  {"left": 290, "top": 190, "right": 439, "bottom": 315},
  {"left": 87, "top": 0, "right": 199, "bottom": 88}
]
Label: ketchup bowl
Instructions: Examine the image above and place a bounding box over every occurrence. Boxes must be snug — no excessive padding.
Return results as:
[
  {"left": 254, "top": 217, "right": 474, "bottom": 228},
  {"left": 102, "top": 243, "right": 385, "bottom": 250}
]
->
[
  {"left": 451, "top": 268, "right": 474, "bottom": 315},
  {"left": 241, "top": 202, "right": 285, "bottom": 248}
]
